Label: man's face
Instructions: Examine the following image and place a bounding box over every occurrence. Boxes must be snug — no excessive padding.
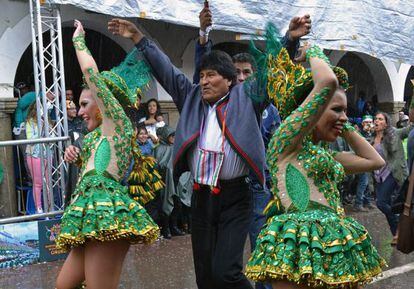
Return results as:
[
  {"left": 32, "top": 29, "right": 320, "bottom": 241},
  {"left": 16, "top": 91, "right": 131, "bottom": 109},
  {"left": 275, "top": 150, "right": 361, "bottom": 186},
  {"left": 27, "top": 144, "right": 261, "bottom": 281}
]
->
[
  {"left": 66, "top": 90, "right": 74, "bottom": 101},
  {"left": 362, "top": 119, "right": 373, "bottom": 132},
  {"left": 199, "top": 69, "right": 232, "bottom": 104},
  {"left": 234, "top": 62, "right": 254, "bottom": 83},
  {"left": 67, "top": 106, "right": 77, "bottom": 119}
]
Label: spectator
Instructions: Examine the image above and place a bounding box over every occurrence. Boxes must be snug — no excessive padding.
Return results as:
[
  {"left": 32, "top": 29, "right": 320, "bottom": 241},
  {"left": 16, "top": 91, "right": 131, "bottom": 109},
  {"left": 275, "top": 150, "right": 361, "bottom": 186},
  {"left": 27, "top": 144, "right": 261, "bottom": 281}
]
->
[
  {"left": 408, "top": 105, "right": 414, "bottom": 170},
  {"left": 154, "top": 126, "right": 185, "bottom": 239},
  {"left": 176, "top": 172, "right": 193, "bottom": 234},
  {"left": 372, "top": 111, "right": 414, "bottom": 245},
  {"left": 66, "top": 100, "right": 86, "bottom": 135},
  {"left": 329, "top": 136, "right": 355, "bottom": 205},
  {"left": 139, "top": 98, "right": 165, "bottom": 142},
  {"left": 137, "top": 125, "right": 155, "bottom": 156},
  {"left": 25, "top": 103, "right": 45, "bottom": 214},
  {"left": 363, "top": 100, "right": 376, "bottom": 116},
  {"left": 124, "top": 95, "right": 147, "bottom": 126},
  {"left": 356, "top": 91, "right": 366, "bottom": 117},
  {"left": 13, "top": 86, "right": 35, "bottom": 137},
  {"left": 397, "top": 112, "right": 409, "bottom": 128},
  {"left": 65, "top": 89, "right": 74, "bottom": 101},
  {"left": 353, "top": 115, "right": 375, "bottom": 211}
]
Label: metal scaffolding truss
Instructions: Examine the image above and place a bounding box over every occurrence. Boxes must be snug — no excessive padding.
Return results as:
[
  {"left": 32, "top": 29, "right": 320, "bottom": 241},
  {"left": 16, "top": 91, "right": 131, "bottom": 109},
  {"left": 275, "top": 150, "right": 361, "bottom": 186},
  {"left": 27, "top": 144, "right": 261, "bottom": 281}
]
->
[{"left": 29, "top": 0, "right": 68, "bottom": 213}]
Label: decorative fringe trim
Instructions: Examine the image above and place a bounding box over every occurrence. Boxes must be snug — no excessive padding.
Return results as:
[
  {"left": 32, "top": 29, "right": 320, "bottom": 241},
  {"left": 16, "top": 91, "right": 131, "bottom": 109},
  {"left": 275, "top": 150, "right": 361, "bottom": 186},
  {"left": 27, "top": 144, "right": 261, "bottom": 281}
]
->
[
  {"left": 57, "top": 225, "right": 160, "bottom": 252},
  {"left": 246, "top": 264, "right": 385, "bottom": 289}
]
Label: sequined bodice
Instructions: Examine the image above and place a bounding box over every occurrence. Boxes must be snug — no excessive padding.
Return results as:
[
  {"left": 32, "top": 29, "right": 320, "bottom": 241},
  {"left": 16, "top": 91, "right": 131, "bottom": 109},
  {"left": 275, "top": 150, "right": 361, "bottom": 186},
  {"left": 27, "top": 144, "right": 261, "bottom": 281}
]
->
[
  {"left": 79, "top": 69, "right": 134, "bottom": 181},
  {"left": 267, "top": 87, "right": 345, "bottom": 216}
]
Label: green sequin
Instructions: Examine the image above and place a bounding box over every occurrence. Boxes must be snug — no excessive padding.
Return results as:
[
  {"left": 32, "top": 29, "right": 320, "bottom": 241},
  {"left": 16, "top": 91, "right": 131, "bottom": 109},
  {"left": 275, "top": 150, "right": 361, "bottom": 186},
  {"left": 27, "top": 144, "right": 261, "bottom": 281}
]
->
[
  {"left": 56, "top": 61, "right": 159, "bottom": 251},
  {"left": 94, "top": 138, "right": 111, "bottom": 175},
  {"left": 305, "top": 45, "right": 330, "bottom": 64},
  {"left": 72, "top": 34, "right": 91, "bottom": 55},
  {"left": 342, "top": 121, "right": 357, "bottom": 133},
  {"left": 285, "top": 163, "right": 309, "bottom": 212},
  {"left": 247, "top": 82, "right": 386, "bottom": 288},
  {"left": 86, "top": 68, "right": 133, "bottom": 177},
  {"left": 265, "top": 87, "right": 334, "bottom": 216}
]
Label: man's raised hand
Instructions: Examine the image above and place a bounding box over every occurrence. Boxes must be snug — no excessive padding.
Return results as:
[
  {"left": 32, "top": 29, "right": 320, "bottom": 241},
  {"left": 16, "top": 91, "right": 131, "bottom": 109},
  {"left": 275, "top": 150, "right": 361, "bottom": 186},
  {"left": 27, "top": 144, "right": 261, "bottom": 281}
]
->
[
  {"left": 288, "top": 14, "right": 311, "bottom": 41},
  {"left": 108, "top": 19, "right": 143, "bottom": 44}
]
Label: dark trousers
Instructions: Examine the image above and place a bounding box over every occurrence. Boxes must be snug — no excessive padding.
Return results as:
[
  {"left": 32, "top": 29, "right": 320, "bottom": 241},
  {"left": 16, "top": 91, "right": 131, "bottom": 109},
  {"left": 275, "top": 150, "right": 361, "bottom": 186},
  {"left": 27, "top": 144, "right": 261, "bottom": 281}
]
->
[
  {"left": 191, "top": 177, "right": 253, "bottom": 289},
  {"left": 248, "top": 179, "right": 272, "bottom": 289},
  {"left": 355, "top": 173, "right": 372, "bottom": 207},
  {"left": 376, "top": 174, "right": 399, "bottom": 236}
]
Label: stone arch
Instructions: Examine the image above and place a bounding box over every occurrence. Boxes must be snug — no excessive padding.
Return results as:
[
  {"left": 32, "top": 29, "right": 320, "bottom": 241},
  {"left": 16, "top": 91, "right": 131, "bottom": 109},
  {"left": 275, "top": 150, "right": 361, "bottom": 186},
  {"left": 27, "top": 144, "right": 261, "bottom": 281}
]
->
[
  {"left": 0, "top": 14, "right": 32, "bottom": 97},
  {"left": 328, "top": 50, "right": 394, "bottom": 105},
  {"left": 403, "top": 66, "right": 414, "bottom": 107},
  {"left": 0, "top": 7, "right": 159, "bottom": 100}
]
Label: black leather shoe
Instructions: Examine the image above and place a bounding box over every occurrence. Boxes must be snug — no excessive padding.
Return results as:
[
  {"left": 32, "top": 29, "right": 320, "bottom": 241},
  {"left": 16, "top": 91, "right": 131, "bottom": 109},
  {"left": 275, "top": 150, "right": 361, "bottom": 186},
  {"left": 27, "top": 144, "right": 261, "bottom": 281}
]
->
[
  {"left": 161, "top": 227, "right": 172, "bottom": 239},
  {"left": 171, "top": 226, "right": 186, "bottom": 236}
]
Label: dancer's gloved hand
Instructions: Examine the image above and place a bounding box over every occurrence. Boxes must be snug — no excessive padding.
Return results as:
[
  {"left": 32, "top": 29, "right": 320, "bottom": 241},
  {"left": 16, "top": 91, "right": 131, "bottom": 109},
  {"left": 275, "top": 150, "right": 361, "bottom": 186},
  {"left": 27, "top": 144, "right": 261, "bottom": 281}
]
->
[
  {"left": 64, "top": 145, "right": 80, "bottom": 163},
  {"left": 108, "top": 19, "right": 143, "bottom": 44},
  {"left": 288, "top": 14, "right": 312, "bottom": 41}
]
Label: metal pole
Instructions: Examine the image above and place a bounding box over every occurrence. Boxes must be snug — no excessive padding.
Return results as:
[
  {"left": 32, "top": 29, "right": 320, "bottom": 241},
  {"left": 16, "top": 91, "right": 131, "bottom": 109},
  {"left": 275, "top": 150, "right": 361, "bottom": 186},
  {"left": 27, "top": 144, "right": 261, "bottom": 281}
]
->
[
  {"left": 36, "top": 1, "right": 54, "bottom": 213},
  {"left": 0, "top": 136, "right": 69, "bottom": 147},
  {"left": 55, "top": 7, "right": 68, "bottom": 208},
  {"left": 0, "top": 211, "right": 64, "bottom": 225}
]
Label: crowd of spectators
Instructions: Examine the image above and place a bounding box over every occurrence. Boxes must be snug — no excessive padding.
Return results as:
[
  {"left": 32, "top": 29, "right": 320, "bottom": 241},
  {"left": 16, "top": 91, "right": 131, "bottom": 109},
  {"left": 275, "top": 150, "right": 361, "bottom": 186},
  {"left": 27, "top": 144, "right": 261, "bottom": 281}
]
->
[{"left": 333, "top": 96, "right": 414, "bottom": 245}]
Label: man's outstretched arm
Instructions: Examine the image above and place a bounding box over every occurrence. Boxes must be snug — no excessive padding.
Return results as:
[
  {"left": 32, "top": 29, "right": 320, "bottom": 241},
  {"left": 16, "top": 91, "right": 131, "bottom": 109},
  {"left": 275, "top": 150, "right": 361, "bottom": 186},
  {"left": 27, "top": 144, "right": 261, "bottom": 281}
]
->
[{"left": 108, "top": 19, "right": 194, "bottom": 112}]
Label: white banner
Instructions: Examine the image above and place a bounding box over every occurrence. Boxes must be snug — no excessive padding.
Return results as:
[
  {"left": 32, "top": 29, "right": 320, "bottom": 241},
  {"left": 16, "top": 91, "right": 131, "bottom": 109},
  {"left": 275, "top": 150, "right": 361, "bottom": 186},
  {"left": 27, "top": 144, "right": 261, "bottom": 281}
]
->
[{"left": 51, "top": 0, "right": 414, "bottom": 65}]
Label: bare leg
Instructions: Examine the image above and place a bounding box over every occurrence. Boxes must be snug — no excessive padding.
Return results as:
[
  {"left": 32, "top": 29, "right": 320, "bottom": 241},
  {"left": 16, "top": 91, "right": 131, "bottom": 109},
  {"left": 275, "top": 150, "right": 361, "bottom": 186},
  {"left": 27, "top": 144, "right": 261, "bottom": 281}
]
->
[
  {"left": 56, "top": 247, "right": 85, "bottom": 289},
  {"left": 84, "top": 240, "right": 130, "bottom": 289}
]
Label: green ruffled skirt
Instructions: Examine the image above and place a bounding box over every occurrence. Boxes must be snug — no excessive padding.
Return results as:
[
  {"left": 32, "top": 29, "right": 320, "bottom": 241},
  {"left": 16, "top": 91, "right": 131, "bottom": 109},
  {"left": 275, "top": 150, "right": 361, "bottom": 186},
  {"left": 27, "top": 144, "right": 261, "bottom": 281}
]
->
[
  {"left": 56, "top": 172, "right": 159, "bottom": 251},
  {"left": 246, "top": 207, "right": 386, "bottom": 288}
]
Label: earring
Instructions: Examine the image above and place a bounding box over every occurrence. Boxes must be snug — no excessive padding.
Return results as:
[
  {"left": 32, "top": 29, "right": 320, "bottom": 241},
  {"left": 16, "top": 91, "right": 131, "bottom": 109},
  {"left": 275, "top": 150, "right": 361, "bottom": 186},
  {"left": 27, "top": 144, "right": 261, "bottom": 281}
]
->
[{"left": 96, "top": 110, "right": 102, "bottom": 122}]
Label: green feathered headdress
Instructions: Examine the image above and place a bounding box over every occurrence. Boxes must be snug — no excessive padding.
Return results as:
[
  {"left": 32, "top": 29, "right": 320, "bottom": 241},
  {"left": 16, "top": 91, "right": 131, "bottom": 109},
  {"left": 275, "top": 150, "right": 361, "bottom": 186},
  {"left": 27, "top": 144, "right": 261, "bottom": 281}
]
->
[
  {"left": 101, "top": 48, "right": 152, "bottom": 109},
  {"left": 246, "top": 22, "right": 349, "bottom": 120}
]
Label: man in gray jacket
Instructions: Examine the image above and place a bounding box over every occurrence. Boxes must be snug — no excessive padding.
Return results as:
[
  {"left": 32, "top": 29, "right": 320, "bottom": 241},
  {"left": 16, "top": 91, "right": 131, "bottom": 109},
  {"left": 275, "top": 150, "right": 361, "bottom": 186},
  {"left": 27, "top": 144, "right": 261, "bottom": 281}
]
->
[{"left": 108, "top": 18, "right": 306, "bottom": 289}]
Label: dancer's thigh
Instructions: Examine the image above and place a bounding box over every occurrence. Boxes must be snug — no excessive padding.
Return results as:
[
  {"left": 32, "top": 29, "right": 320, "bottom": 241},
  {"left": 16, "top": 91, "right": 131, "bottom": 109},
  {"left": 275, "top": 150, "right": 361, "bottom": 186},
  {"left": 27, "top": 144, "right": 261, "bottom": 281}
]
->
[
  {"left": 56, "top": 247, "right": 85, "bottom": 289},
  {"left": 84, "top": 240, "right": 130, "bottom": 289}
]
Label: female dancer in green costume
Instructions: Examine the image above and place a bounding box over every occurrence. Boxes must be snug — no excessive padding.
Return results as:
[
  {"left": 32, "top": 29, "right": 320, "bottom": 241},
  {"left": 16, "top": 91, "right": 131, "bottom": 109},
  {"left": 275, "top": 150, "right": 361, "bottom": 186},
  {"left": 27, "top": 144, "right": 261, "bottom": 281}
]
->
[
  {"left": 245, "top": 26, "right": 386, "bottom": 289},
  {"left": 55, "top": 20, "right": 159, "bottom": 289}
]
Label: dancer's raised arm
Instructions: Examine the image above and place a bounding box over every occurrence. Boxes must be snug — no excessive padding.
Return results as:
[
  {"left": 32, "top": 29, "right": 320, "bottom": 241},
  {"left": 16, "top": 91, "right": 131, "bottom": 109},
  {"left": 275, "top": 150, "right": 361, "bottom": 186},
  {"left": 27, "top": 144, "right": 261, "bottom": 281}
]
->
[
  {"left": 73, "top": 20, "right": 131, "bottom": 137},
  {"left": 108, "top": 19, "right": 194, "bottom": 111},
  {"left": 271, "top": 45, "right": 338, "bottom": 158},
  {"left": 334, "top": 126, "right": 385, "bottom": 174}
]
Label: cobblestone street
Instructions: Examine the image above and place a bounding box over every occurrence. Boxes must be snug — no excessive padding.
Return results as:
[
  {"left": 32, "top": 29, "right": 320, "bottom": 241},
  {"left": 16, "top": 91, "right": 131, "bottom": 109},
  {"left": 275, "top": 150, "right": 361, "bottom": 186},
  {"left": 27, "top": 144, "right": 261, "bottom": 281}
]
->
[{"left": 1, "top": 208, "right": 413, "bottom": 289}]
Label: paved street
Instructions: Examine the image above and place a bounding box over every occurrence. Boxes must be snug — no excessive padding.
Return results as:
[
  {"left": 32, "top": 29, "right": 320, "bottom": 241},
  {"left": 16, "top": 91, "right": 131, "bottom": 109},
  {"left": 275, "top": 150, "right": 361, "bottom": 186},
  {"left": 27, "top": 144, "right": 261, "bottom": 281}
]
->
[{"left": 0, "top": 208, "right": 413, "bottom": 289}]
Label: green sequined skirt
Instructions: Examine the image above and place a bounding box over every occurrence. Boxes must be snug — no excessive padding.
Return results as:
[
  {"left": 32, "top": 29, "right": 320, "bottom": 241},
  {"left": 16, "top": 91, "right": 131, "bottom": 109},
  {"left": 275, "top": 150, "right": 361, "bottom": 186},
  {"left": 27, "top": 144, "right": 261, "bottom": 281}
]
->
[
  {"left": 56, "top": 172, "right": 159, "bottom": 251},
  {"left": 246, "top": 207, "right": 386, "bottom": 288}
]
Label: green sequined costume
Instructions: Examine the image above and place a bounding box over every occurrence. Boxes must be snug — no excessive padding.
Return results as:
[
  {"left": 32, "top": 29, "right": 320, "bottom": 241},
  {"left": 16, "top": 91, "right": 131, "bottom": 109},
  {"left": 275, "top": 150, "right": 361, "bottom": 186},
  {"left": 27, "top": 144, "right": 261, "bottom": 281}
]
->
[
  {"left": 245, "top": 25, "right": 385, "bottom": 288},
  {"left": 56, "top": 67, "right": 159, "bottom": 251}
]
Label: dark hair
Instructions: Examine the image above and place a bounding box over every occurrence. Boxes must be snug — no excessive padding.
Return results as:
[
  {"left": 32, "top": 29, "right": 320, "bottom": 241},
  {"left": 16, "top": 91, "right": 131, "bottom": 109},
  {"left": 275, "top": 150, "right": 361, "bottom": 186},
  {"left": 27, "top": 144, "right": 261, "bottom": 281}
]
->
[
  {"left": 232, "top": 53, "right": 257, "bottom": 71},
  {"left": 145, "top": 98, "right": 162, "bottom": 119},
  {"left": 124, "top": 106, "right": 141, "bottom": 129},
  {"left": 374, "top": 111, "right": 395, "bottom": 148},
  {"left": 137, "top": 124, "right": 148, "bottom": 134},
  {"left": 199, "top": 50, "right": 237, "bottom": 85}
]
